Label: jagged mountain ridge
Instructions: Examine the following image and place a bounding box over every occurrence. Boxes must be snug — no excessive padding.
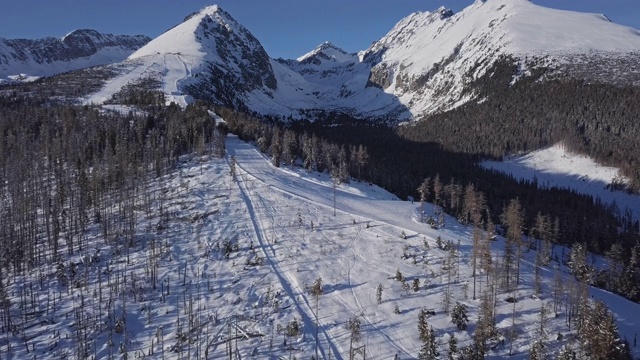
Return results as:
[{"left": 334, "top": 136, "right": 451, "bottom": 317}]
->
[
  {"left": 83, "top": 0, "right": 640, "bottom": 119},
  {"left": 0, "top": 29, "right": 150, "bottom": 82}
]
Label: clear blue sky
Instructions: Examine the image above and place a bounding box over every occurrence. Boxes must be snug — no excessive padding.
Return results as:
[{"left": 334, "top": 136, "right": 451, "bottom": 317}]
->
[{"left": 1, "top": 0, "right": 638, "bottom": 59}]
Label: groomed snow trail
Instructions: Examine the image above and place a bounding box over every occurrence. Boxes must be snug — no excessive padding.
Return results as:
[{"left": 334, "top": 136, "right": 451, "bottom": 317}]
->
[
  {"left": 229, "top": 147, "right": 345, "bottom": 359},
  {"left": 162, "top": 53, "right": 193, "bottom": 107}
]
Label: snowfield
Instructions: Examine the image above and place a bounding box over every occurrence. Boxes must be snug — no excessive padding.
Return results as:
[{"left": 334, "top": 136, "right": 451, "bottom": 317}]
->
[
  {"left": 482, "top": 144, "right": 640, "bottom": 220},
  {"left": 3, "top": 134, "right": 639, "bottom": 359}
]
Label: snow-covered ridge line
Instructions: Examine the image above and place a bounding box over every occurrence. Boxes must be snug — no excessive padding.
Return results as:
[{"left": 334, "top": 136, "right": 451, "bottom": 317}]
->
[{"left": 0, "top": 29, "right": 150, "bottom": 81}]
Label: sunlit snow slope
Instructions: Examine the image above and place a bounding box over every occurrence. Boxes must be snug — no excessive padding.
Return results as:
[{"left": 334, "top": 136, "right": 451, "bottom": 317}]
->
[{"left": 482, "top": 144, "right": 640, "bottom": 220}]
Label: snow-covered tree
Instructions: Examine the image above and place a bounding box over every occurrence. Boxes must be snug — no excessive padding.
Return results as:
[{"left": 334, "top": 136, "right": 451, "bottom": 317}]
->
[
  {"left": 418, "top": 325, "right": 438, "bottom": 360},
  {"left": 579, "top": 300, "right": 632, "bottom": 360},
  {"left": 418, "top": 177, "right": 431, "bottom": 222},
  {"left": 447, "top": 334, "right": 458, "bottom": 360},
  {"left": 450, "top": 302, "right": 469, "bottom": 330}
]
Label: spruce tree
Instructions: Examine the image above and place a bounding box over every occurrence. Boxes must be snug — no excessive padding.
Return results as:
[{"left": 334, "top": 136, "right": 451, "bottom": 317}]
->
[
  {"left": 447, "top": 334, "right": 458, "bottom": 360},
  {"left": 451, "top": 302, "right": 469, "bottom": 330}
]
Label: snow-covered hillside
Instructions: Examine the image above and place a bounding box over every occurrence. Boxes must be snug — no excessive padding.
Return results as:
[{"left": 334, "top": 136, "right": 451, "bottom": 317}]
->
[
  {"left": 3, "top": 133, "right": 639, "bottom": 359},
  {"left": 83, "top": 0, "right": 640, "bottom": 119},
  {"left": 482, "top": 144, "right": 640, "bottom": 220},
  {"left": 0, "top": 29, "right": 150, "bottom": 83}
]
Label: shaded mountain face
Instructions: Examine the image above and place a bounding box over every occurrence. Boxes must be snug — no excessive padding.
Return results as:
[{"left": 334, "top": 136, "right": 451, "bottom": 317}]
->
[
  {"left": 0, "top": 29, "right": 150, "bottom": 81},
  {"left": 81, "top": 0, "right": 640, "bottom": 120}
]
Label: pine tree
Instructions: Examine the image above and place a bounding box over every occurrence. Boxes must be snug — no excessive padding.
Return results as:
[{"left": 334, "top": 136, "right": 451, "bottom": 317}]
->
[
  {"left": 621, "top": 242, "right": 640, "bottom": 300},
  {"left": 418, "top": 177, "right": 431, "bottom": 222},
  {"left": 418, "top": 325, "right": 438, "bottom": 360},
  {"left": 310, "top": 277, "right": 324, "bottom": 360},
  {"left": 376, "top": 283, "right": 383, "bottom": 304},
  {"left": 529, "top": 340, "right": 546, "bottom": 360},
  {"left": 605, "top": 242, "right": 625, "bottom": 292},
  {"left": 580, "top": 300, "right": 632, "bottom": 360},
  {"left": 418, "top": 308, "right": 429, "bottom": 343},
  {"left": 450, "top": 302, "right": 469, "bottom": 330},
  {"left": 447, "top": 334, "right": 458, "bottom": 360},
  {"left": 568, "top": 243, "right": 590, "bottom": 283}
]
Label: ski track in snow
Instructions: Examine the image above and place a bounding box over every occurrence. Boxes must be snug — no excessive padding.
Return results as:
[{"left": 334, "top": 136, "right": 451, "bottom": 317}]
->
[
  {"left": 228, "top": 138, "right": 425, "bottom": 358},
  {"left": 162, "top": 53, "right": 192, "bottom": 107},
  {"left": 230, "top": 151, "right": 343, "bottom": 359}
]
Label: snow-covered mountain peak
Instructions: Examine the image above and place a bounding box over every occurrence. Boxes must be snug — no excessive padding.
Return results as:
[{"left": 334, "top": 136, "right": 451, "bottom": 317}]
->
[
  {"left": 194, "top": 4, "right": 221, "bottom": 17},
  {"left": 130, "top": 4, "right": 243, "bottom": 59},
  {"left": 88, "top": 4, "right": 276, "bottom": 107},
  {"left": 0, "top": 30, "right": 150, "bottom": 82},
  {"left": 356, "top": 0, "right": 640, "bottom": 115},
  {"left": 296, "top": 41, "right": 355, "bottom": 64},
  {"left": 60, "top": 29, "right": 101, "bottom": 43}
]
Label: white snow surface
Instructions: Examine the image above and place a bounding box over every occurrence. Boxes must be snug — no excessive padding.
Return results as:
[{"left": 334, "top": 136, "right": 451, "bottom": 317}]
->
[
  {"left": 3, "top": 133, "right": 640, "bottom": 359},
  {"left": 482, "top": 144, "right": 640, "bottom": 220}
]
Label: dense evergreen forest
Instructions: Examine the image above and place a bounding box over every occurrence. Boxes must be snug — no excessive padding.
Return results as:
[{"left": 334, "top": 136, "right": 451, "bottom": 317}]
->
[{"left": 399, "top": 58, "right": 640, "bottom": 191}]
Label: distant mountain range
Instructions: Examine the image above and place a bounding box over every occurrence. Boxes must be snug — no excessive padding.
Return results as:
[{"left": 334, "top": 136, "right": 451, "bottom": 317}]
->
[
  {"left": 0, "top": 29, "right": 150, "bottom": 82},
  {"left": 4, "top": 0, "right": 640, "bottom": 120}
]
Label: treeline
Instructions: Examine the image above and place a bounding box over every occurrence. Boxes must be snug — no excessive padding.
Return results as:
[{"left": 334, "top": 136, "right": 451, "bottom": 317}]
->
[
  {"left": 0, "top": 95, "right": 225, "bottom": 275},
  {"left": 399, "top": 57, "right": 640, "bottom": 191}
]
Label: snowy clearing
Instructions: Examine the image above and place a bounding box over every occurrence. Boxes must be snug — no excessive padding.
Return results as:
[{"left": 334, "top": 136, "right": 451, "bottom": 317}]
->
[{"left": 482, "top": 144, "right": 640, "bottom": 220}]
